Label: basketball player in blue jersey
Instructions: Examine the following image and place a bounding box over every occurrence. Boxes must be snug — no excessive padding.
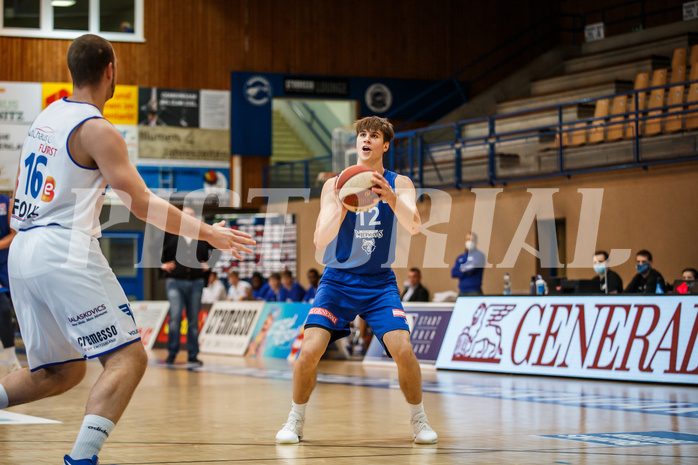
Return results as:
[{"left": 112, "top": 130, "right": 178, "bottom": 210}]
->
[
  {"left": 276, "top": 116, "right": 438, "bottom": 444},
  {"left": 0, "top": 35, "right": 255, "bottom": 465}
]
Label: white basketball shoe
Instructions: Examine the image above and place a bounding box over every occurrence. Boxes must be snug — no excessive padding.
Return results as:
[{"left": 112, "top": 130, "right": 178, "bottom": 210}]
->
[
  {"left": 412, "top": 413, "right": 438, "bottom": 444},
  {"left": 276, "top": 411, "right": 304, "bottom": 444}
]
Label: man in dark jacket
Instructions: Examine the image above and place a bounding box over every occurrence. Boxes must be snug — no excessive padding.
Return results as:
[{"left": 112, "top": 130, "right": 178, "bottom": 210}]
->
[
  {"left": 402, "top": 268, "right": 430, "bottom": 302},
  {"left": 590, "top": 250, "right": 623, "bottom": 294},
  {"left": 625, "top": 249, "right": 666, "bottom": 294},
  {"left": 161, "top": 206, "right": 218, "bottom": 365}
]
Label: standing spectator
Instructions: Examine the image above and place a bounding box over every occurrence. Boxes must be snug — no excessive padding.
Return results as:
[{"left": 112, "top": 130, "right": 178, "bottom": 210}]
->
[
  {"left": 201, "top": 272, "right": 227, "bottom": 304},
  {"left": 402, "top": 268, "right": 430, "bottom": 302},
  {"left": 590, "top": 250, "right": 623, "bottom": 294},
  {"left": 451, "top": 232, "right": 486, "bottom": 295},
  {"left": 263, "top": 273, "right": 282, "bottom": 301},
  {"left": 280, "top": 270, "right": 305, "bottom": 302},
  {"left": 251, "top": 272, "right": 266, "bottom": 300},
  {"left": 682, "top": 268, "right": 697, "bottom": 281},
  {"left": 227, "top": 270, "right": 253, "bottom": 301},
  {"left": 625, "top": 249, "right": 666, "bottom": 294},
  {"left": 0, "top": 194, "right": 20, "bottom": 372},
  {"left": 161, "top": 206, "right": 217, "bottom": 365},
  {"left": 303, "top": 268, "right": 321, "bottom": 303}
]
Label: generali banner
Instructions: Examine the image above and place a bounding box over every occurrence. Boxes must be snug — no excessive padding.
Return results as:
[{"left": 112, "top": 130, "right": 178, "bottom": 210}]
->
[{"left": 436, "top": 296, "right": 698, "bottom": 384}]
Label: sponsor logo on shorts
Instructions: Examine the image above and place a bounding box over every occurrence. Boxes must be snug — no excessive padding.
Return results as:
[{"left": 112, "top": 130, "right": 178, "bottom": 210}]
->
[
  {"left": 68, "top": 304, "right": 107, "bottom": 326},
  {"left": 77, "top": 325, "right": 118, "bottom": 349},
  {"left": 310, "top": 307, "right": 338, "bottom": 325},
  {"left": 393, "top": 309, "right": 406, "bottom": 318}
]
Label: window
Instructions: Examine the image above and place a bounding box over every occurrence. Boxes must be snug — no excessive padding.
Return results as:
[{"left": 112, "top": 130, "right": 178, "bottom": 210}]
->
[{"left": 1, "top": 0, "right": 143, "bottom": 42}]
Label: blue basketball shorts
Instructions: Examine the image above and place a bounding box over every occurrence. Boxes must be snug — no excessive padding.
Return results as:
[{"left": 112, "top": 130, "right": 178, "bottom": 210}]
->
[{"left": 306, "top": 267, "right": 409, "bottom": 352}]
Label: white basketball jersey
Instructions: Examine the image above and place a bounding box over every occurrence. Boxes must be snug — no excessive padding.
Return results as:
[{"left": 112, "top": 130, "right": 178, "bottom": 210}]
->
[{"left": 12, "top": 98, "right": 107, "bottom": 237}]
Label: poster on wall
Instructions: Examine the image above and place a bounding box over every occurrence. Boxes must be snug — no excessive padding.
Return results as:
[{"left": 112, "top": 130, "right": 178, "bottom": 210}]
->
[
  {"left": 114, "top": 124, "right": 139, "bottom": 164},
  {"left": 0, "top": 124, "right": 27, "bottom": 191},
  {"left": 129, "top": 301, "right": 170, "bottom": 350},
  {"left": 199, "top": 300, "right": 264, "bottom": 355},
  {"left": 138, "top": 87, "right": 200, "bottom": 127},
  {"left": 0, "top": 82, "right": 42, "bottom": 124},
  {"left": 363, "top": 303, "right": 454, "bottom": 365},
  {"left": 200, "top": 89, "right": 230, "bottom": 130},
  {"left": 435, "top": 295, "right": 698, "bottom": 384}
]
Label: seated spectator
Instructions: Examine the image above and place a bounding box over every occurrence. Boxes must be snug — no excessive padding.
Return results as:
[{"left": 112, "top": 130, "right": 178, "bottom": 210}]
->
[
  {"left": 682, "top": 268, "right": 697, "bottom": 281},
  {"left": 303, "top": 268, "right": 321, "bottom": 303},
  {"left": 590, "top": 250, "right": 623, "bottom": 294},
  {"left": 201, "top": 272, "right": 227, "bottom": 304},
  {"left": 402, "top": 267, "right": 430, "bottom": 302},
  {"left": 625, "top": 249, "right": 666, "bottom": 294},
  {"left": 279, "top": 270, "right": 305, "bottom": 302},
  {"left": 251, "top": 271, "right": 266, "bottom": 300},
  {"left": 227, "top": 270, "right": 253, "bottom": 301},
  {"left": 263, "top": 273, "right": 282, "bottom": 301}
]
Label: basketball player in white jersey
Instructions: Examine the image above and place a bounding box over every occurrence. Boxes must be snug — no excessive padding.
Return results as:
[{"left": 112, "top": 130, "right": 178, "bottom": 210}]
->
[{"left": 0, "top": 34, "right": 255, "bottom": 465}]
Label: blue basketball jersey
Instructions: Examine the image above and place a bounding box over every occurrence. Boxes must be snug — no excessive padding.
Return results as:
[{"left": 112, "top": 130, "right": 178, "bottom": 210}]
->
[{"left": 322, "top": 169, "right": 398, "bottom": 275}]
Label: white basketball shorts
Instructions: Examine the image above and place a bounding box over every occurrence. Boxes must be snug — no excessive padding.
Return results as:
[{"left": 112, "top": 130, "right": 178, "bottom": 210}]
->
[{"left": 8, "top": 226, "right": 141, "bottom": 371}]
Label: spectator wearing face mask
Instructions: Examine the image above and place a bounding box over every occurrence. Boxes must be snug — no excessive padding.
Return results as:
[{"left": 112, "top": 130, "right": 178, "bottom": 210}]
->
[
  {"left": 451, "top": 232, "right": 486, "bottom": 296},
  {"left": 625, "top": 249, "right": 666, "bottom": 294},
  {"left": 590, "top": 250, "right": 623, "bottom": 294}
]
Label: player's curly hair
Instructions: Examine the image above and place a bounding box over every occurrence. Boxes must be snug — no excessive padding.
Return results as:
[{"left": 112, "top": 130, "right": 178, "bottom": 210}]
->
[{"left": 355, "top": 116, "right": 394, "bottom": 143}]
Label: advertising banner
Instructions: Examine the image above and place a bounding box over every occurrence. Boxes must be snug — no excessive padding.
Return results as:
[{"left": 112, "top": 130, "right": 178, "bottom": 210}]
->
[
  {"left": 0, "top": 123, "right": 26, "bottom": 190},
  {"left": 138, "top": 87, "right": 199, "bottom": 128},
  {"left": 154, "top": 303, "right": 211, "bottom": 348},
  {"left": 42, "top": 82, "right": 72, "bottom": 108},
  {"left": 245, "top": 302, "right": 310, "bottom": 359},
  {"left": 435, "top": 296, "right": 698, "bottom": 384},
  {"left": 104, "top": 85, "right": 139, "bottom": 125},
  {"left": 0, "top": 82, "right": 42, "bottom": 124},
  {"left": 364, "top": 303, "right": 454, "bottom": 365},
  {"left": 137, "top": 126, "right": 229, "bottom": 163},
  {"left": 199, "top": 301, "right": 264, "bottom": 355},
  {"left": 129, "top": 301, "right": 170, "bottom": 350}
]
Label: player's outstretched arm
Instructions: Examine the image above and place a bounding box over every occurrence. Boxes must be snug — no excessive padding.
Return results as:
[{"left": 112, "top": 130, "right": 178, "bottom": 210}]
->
[
  {"left": 78, "top": 119, "right": 255, "bottom": 259},
  {"left": 371, "top": 173, "right": 421, "bottom": 235},
  {"left": 314, "top": 177, "right": 347, "bottom": 250}
]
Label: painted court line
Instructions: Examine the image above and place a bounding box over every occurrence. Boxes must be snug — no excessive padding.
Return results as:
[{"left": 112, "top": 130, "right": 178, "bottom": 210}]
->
[{"left": 157, "top": 362, "right": 698, "bottom": 418}]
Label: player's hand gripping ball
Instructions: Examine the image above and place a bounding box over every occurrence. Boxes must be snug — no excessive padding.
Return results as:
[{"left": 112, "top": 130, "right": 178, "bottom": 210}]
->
[{"left": 335, "top": 165, "right": 380, "bottom": 213}]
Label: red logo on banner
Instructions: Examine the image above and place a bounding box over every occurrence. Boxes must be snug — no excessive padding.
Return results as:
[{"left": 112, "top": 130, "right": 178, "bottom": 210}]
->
[{"left": 452, "top": 303, "right": 515, "bottom": 363}]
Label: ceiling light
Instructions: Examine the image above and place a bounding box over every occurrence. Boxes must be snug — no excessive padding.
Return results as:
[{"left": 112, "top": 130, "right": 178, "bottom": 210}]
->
[{"left": 52, "top": 1, "right": 76, "bottom": 7}]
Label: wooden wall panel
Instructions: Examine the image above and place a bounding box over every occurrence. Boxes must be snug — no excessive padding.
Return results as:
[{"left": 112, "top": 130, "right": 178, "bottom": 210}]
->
[{"left": 1, "top": 0, "right": 561, "bottom": 90}]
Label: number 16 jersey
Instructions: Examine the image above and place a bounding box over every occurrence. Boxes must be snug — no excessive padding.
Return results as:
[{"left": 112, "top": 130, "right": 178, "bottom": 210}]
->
[{"left": 12, "top": 98, "right": 107, "bottom": 237}]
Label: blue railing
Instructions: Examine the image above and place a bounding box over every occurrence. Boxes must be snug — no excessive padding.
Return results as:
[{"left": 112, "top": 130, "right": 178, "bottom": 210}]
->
[
  {"left": 263, "top": 154, "right": 332, "bottom": 194},
  {"left": 388, "top": 77, "right": 698, "bottom": 190}
]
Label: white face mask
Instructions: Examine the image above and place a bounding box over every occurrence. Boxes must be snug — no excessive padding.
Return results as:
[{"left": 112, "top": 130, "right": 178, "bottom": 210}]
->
[{"left": 465, "top": 241, "right": 473, "bottom": 250}]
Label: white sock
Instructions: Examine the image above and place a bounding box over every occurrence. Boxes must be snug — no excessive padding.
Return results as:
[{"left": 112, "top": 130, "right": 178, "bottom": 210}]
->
[
  {"left": 4, "top": 347, "right": 19, "bottom": 365},
  {"left": 70, "top": 415, "right": 115, "bottom": 459},
  {"left": 0, "top": 383, "right": 8, "bottom": 409},
  {"left": 291, "top": 401, "right": 307, "bottom": 419},
  {"left": 408, "top": 401, "right": 425, "bottom": 420}
]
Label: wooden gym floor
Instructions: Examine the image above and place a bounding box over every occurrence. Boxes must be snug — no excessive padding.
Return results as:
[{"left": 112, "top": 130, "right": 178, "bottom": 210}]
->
[{"left": 1, "top": 349, "right": 697, "bottom": 464}]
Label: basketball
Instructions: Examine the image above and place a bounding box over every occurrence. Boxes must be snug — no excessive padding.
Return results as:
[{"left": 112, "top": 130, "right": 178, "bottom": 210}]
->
[{"left": 335, "top": 165, "right": 379, "bottom": 213}]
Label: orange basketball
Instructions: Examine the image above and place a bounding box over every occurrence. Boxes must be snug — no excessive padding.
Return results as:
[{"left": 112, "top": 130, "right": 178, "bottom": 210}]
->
[{"left": 335, "top": 165, "right": 379, "bottom": 213}]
